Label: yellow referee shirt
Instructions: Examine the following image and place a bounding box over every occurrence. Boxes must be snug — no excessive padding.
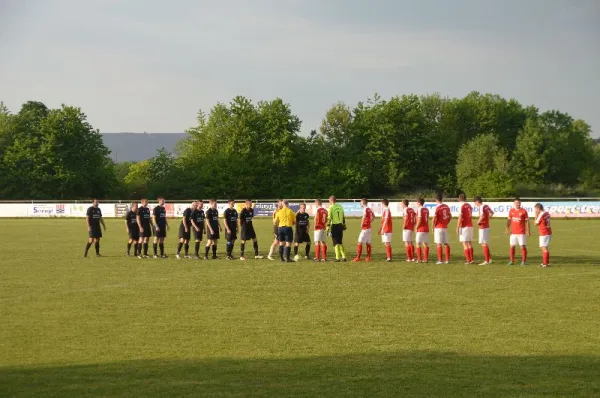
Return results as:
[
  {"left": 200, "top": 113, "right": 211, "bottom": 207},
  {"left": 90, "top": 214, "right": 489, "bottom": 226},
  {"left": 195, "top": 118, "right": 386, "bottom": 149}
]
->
[{"left": 274, "top": 207, "right": 296, "bottom": 227}]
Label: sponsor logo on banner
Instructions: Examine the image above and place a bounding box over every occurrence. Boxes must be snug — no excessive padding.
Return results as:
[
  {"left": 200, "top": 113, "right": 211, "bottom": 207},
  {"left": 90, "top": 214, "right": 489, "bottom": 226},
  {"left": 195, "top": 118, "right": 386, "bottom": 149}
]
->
[
  {"left": 28, "top": 204, "right": 56, "bottom": 217},
  {"left": 55, "top": 204, "right": 66, "bottom": 214},
  {"left": 542, "top": 201, "right": 600, "bottom": 218}
]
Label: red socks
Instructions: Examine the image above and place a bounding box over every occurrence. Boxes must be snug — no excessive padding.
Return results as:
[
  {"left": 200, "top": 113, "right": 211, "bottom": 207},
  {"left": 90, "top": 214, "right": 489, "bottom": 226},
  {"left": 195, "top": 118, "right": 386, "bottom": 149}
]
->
[
  {"left": 416, "top": 247, "right": 422, "bottom": 262},
  {"left": 356, "top": 244, "right": 363, "bottom": 259},
  {"left": 521, "top": 247, "right": 527, "bottom": 263},
  {"left": 385, "top": 245, "right": 392, "bottom": 259},
  {"left": 437, "top": 246, "right": 443, "bottom": 262},
  {"left": 445, "top": 246, "right": 451, "bottom": 262},
  {"left": 464, "top": 249, "right": 470, "bottom": 262},
  {"left": 366, "top": 244, "right": 372, "bottom": 258},
  {"left": 483, "top": 245, "right": 491, "bottom": 262},
  {"left": 510, "top": 247, "right": 516, "bottom": 262},
  {"left": 425, "top": 246, "right": 429, "bottom": 262},
  {"left": 543, "top": 251, "right": 550, "bottom": 265},
  {"left": 469, "top": 247, "right": 474, "bottom": 262},
  {"left": 321, "top": 245, "right": 327, "bottom": 260},
  {"left": 315, "top": 245, "right": 320, "bottom": 260}
]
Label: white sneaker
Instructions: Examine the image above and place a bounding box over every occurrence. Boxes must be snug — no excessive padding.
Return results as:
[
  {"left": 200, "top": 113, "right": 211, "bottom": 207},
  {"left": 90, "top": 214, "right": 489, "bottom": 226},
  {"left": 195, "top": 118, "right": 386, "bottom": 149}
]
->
[
  {"left": 444, "top": 261, "right": 449, "bottom": 264},
  {"left": 479, "top": 261, "right": 489, "bottom": 265},
  {"left": 488, "top": 259, "right": 493, "bottom": 264},
  {"left": 255, "top": 255, "right": 264, "bottom": 259},
  {"left": 240, "top": 256, "right": 246, "bottom": 261},
  {"left": 176, "top": 254, "right": 181, "bottom": 259},
  {"left": 153, "top": 255, "right": 159, "bottom": 259},
  {"left": 436, "top": 261, "right": 443, "bottom": 265},
  {"left": 267, "top": 256, "right": 274, "bottom": 261}
]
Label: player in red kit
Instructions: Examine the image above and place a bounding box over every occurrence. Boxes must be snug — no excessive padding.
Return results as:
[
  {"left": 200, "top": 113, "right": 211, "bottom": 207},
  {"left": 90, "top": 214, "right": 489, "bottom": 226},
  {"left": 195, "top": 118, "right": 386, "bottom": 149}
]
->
[
  {"left": 313, "top": 199, "right": 328, "bottom": 262},
  {"left": 505, "top": 198, "right": 531, "bottom": 265},
  {"left": 456, "top": 193, "right": 474, "bottom": 264},
  {"left": 415, "top": 198, "right": 430, "bottom": 263},
  {"left": 353, "top": 198, "right": 375, "bottom": 262},
  {"left": 432, "top": 193, "right": 452, "bottom": 264},
  {"left": 474, "top": 196, "right": 494, "bottom": 265},
  {"left": 534, "top": 203, "right": 552, "bottom": 267},
  {"left": 379, "top": 199, "right": 393, "bottom": 262},
  {"left": 401, "top": 200, "right": 416, "bottom": 262}
]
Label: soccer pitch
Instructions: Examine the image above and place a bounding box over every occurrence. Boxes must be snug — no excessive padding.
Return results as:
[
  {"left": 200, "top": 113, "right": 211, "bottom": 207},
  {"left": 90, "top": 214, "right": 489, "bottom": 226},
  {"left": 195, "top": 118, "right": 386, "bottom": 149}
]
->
[{"left": 1, "top": 218, "right": 600, "bottom": 397}]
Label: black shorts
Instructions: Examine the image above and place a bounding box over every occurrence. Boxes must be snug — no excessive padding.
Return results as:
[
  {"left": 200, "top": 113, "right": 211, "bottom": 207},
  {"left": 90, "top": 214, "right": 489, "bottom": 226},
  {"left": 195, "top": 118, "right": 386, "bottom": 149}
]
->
[
  {"left": 226, "top": 230, "right": 238, "bottom": 241},
  {"left": 128, "top": 228, "right": 140, "bottom": 240},
  {"left": 89, "top": 226, "right": 102, "bottom": 239},
  {"left": 207, "top": 225, "right": 220, "bottom": 240},
  {"left": 294, "top": 228, "right": 311, "bottom": 243},
  {"left": 193, "top": 227, "right": 204, "bottom": 241},
  {"left": 331, "top": 224, "right": 344, "bottom": 245},
  {"left": 241, "top": 227, "right": 256, "bottom": 241},
  {"left": 179, "top": 225, "right": 191, "bottom": 240},
  {"left": 154, "top": 224, "right": 167, "bottom": 238},
  {"left": 141, "top": 224, "right": 152, "bottom": 238},
  {"left": 278, "top": 227, "right": 293, "bottom": 243}
]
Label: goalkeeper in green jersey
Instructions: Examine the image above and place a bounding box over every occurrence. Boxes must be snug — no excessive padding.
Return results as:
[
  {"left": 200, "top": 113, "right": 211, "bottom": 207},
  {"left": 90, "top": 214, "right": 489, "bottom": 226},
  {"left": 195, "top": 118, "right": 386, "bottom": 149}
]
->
[{"left": 327, "top": 195, "right": 347, "bottom": 262}]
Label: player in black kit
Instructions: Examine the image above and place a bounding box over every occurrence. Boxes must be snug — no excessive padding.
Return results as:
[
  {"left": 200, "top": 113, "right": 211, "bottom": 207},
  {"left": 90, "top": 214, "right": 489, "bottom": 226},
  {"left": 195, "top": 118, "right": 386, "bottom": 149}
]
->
[
  {"left": 177, "top": 201, "right": 195, "bottom": 259},
  {"left": 294, "top": 203, "right": 312, "bottom": 259},
  {"left": 204, "top": 199, "right": 221, "bottom": 259},
  {"left": 152, "top": 197, "right": 169, "bottom": 258},
  {"left": 223, "top": 199, "right": 238, "bottom": 260},
  {"left": 126, "top": 202, "right": 140, "bottom": 256},
  {"left": 136, "top": 198, "right": 153, "bottom": 258},
  {"left": 191, "top": 200, "right": 205, "bottom": 259},
  {"left": 84, "top": 198, "right": 106, "bottom": 257},
  {"left": 239, "top": 199, "right": 263, "bottom": 260}
]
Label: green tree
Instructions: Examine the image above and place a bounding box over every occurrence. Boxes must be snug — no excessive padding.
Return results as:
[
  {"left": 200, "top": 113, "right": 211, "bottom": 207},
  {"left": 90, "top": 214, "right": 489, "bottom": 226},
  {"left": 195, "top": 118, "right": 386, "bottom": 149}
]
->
[{"left": 456, "top": 134, "right": 513, "bottom": 197}]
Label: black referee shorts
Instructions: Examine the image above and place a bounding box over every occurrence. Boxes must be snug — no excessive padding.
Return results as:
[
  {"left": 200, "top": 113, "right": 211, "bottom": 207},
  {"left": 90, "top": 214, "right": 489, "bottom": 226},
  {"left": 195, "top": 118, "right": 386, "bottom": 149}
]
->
[
  {"left": 331, "top": 224, "right": 344, "bottom": 245},
  {"left": 277, "top": 227, "right": 293, "bottom": 243}
]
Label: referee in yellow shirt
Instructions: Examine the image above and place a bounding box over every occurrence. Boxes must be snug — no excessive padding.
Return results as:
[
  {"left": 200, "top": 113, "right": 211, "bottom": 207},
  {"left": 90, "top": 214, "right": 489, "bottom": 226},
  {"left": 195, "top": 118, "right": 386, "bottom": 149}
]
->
[{"left": 274, "top": 200, "right": 296, "bottom": 262}]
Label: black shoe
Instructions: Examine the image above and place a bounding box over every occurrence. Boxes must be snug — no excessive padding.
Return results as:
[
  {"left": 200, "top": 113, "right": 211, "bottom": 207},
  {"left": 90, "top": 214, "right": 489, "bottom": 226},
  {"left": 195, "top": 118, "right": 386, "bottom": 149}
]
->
[
  {"left": 84, "top": 252, "right": 88, "bottom": 258},
  {"left": 341, "top": 258, "right": 347, "bottom": 262},
  {"left": 212, "top": 256, "right": 218, "bottom": 260},
  {"left": 287, "top": 259, "right": 294, "bottom": 263},
  {"left": 334, "top": 259, "right": 341, "bottom": 262},
  {"left": 96, "top": 253, "right": 102, "bottom": 257},
  {"left": 127, "top": 252, "right": 130, "bottom": 257}
]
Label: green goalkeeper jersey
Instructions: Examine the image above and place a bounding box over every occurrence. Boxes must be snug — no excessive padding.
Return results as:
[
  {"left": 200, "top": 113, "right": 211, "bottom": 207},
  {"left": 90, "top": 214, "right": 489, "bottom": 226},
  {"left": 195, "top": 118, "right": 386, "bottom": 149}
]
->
[{"left": 328, "top": 203, "right": 345, "bottom": 226}]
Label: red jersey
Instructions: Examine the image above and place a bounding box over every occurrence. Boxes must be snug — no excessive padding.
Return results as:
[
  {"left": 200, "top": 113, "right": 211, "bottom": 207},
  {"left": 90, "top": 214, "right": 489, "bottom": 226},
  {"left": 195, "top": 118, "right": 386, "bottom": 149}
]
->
[
  {"left": 361, "top": 207, "right": 374, "bottom": 230},
  {"left": 434, "top": 204, "right": 451, "bottom": 229},
  {"left": 416, "top": 207, "right": 429, "bottom": 232},
  {"left": 380, "top": 208, "right": 393, "bottom": 233},
  {"left": 403, "top": 207, "right": 416, "bottom": 230},
  {"left": 459, "top": 203, "right": 473, "bottom": 227},
  {"left": 536, "top": 211, "right": 552, "bottom": 236},
  {"left": 508, "top": 207, "right": 529, "bottom": 234},
  {"left": 478, "top": 204, "right": 492, "bottom": 229},
  {"left": 314, "top": 207, "right": 328, "bottom": 230}
]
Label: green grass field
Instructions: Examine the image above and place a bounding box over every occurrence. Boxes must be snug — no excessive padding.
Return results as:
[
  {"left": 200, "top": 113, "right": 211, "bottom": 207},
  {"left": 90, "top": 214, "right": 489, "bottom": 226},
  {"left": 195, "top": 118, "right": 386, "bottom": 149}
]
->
[{"left": 1, "top": 218, "right": 600, "bottom": 397}]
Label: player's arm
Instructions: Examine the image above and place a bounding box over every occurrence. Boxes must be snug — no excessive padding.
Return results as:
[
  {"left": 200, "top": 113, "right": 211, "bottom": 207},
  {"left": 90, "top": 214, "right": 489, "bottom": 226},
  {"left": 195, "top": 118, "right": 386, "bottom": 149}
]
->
[
  {"left": 191, "top": 216, "right": 200, "bottom": 231},
  {"left": 431, "top": 212, "right": 437, "bottom": 231},
  {"left": 100, "top": 217, "right": 106, "bottom": 230},
  {"left": 526, "top": 215, "right": 531, "bottom": 236},
  {"left": 291, "top": 211, "right": 296, "bottom": 226},
  {"left": 125, "top": 217, "right": 130, "bottom": 232},
  {"left": 136, "top": 213, "right": 143, "bottom": 232},
  {"left": 326, "top": 207, "right": 332, "bottom": 231},
  {"left": 505, "top": 217, "right": 511, "bottom": 235},
  {"left": 152, "top": 211, "right": 159, "bottom": 231},
  {"left": 456, "top": 211, "right": 462, "bottom": 233},
  {"left": 86, "top": 215, "right": 92, "bottom": 232}
]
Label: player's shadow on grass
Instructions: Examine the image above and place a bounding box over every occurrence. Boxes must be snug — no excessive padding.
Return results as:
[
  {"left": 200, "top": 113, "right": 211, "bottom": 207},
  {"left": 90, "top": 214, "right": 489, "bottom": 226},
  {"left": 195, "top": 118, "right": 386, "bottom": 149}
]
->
[{"left": 2, "top": 351, "right": 600, "bottom": 397}]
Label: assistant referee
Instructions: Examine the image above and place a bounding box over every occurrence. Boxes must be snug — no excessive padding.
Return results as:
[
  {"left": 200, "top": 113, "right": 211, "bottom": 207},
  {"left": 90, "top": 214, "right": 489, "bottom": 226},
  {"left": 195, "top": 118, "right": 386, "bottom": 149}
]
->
[
  {"left": 327, "top": 195, "right": 347, "bottom": 262},
  {"left": 274, "top": 200, "right": 296, "bottom": 263}
]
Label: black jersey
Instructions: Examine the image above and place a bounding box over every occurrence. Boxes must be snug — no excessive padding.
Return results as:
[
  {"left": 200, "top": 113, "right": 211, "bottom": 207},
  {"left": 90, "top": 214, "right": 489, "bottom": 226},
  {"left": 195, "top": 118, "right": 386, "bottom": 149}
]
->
[
  {"left": 296, "top": 212, "right": 310, "bottom": 230},
  {"left": 86, "top": 206, "right": 102, "bottom": 226},
  {"left": 192, "top": 209, "right": 205, "bottom": 227},
  {"left": 206, "top": 207, "right": 219, "bottom": 229},
  {"left": 224, "top": 208, "right": 238, "bottom": 231},
  {"left": 126, "top": 210, "right": 138, "bottom": 229},
  {"left": 137, "top": 206, "right": 151, "bottom": 226},
  {"left": 181, "top": 208, "right": 193, "bottom": 228},
  {"left": 240, "top": 208, "right": 254, "bottom": 229},
  {"left": 153, "top": 205, "right": 167, "bottom": 227}
]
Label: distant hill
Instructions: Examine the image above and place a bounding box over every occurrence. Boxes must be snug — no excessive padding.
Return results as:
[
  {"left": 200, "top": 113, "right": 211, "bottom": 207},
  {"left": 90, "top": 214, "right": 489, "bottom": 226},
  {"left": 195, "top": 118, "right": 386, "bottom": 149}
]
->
[{"left": 101, "top": 133, "right": 187, "bottom": 162}]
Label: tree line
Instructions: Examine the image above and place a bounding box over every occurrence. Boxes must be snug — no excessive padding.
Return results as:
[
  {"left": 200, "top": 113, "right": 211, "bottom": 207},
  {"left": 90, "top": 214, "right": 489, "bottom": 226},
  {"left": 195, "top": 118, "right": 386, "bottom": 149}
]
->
[{"left": 1, "top": 93, "right": 599, "bottom": 201}]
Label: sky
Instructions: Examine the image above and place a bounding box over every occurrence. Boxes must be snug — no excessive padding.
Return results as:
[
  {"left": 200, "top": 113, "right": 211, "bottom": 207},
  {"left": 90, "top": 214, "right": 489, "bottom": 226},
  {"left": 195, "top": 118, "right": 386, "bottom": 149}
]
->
[{"left": 1, "top": 0, "right": 599, "bottom": 136}]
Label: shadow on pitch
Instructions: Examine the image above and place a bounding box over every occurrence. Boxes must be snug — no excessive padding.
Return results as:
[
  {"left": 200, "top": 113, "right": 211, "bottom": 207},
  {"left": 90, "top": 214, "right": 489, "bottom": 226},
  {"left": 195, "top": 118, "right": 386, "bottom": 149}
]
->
[{"left": 2, "top": 351, "right": 600, "bottom": 397}]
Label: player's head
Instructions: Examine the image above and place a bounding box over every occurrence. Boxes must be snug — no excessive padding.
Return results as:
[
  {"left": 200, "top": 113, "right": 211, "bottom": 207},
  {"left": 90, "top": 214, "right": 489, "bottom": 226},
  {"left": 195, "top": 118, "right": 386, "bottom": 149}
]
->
[
  {"left": 514, "top": 197, "right": 521, "bottom": 209},
  {"left": 210, "top": 199, "right": 217, "bottom": 208},
  {"left": 402, "top": 199, "right": 409, "bottom": 208},
  {"left": 277, "top": 199, "right": 283, "bottom": 208},
  {"left": 228, "top": 199, "right": 235, "bottom": 208},
  {"left": 361, "top": 198, "right": 368, "bottom": 207},
  {"left": 245, "top": 199, "right": 252, "bottom": 209},
  {"left": 91, "top": 198, "right": 99, "bottom": 207},
  {"left": 473, "top": 196, "right": 483, "bottom": 206},
  {"left": 381, "top": 199, "right": 389, "bottom": 208},
  {"left": 130, "top": 201, "right": 138, "bottom": 211},
  {"left": 314, "top": 198, "right": 322, "bottom": 206},
  {"left": 141, "top": 198, "right": 148, "bottom": 206},
  {"left": 283, "top": 200, "right": 290, "bottom": 208},
  {"left": 299, "top": 203, "right": 306, "bottom": 212},
  {"left": 329, "top": 195, "right": 336, "bottom": 204},
  {"left": 458, "top": 193, "right": 466, "bottom": 202},
  {"left": 197, "top": 200, "right": 204, "bottom": 209},
  {"left": 417, "top": 198, "right": 425, "bottom": 207},
  {"left": 191, "top": 201, "right": 197, "bottom": 209},
  {"left": 157, "top": 196, "right": 165, "bottom": 205},
  {"left": 435, "top": 193, "right": 443, "bottom": 204},
  {"left": 535, "top": 203, "right": 544, "bottom": 213}
]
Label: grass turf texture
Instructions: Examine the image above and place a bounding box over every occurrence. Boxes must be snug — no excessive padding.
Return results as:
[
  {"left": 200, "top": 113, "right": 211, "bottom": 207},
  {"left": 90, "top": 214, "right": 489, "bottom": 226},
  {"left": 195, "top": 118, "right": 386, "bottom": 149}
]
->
[{"left": 1, "top": 218, "right": 600, "bottom": 397}]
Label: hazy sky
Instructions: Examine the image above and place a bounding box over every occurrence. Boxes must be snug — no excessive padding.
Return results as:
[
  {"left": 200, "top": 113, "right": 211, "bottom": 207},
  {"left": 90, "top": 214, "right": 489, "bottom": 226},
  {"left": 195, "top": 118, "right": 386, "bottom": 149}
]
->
[{"left": 1, "top": 0, "right": 598, "bottom": 136}]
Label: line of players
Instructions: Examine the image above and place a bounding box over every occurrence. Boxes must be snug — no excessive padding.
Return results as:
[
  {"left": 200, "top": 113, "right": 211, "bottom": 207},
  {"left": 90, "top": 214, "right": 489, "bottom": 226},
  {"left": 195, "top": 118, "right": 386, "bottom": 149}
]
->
[{"left": 84, "top": 194, "right": 553, "bottom": 267}]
